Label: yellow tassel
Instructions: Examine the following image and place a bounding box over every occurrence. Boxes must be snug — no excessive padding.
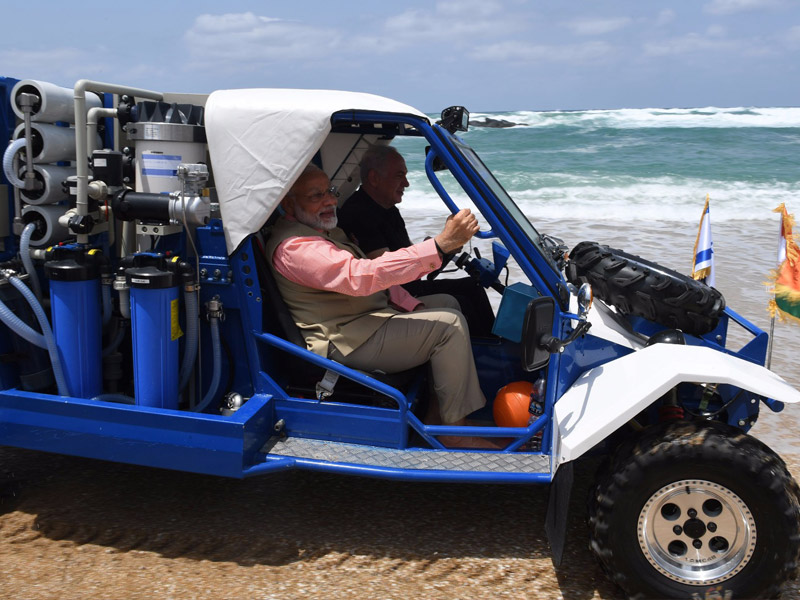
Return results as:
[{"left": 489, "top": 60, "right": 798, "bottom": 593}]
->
[{"left": 769, "top": 298, "right": 800, "bottom": 326}]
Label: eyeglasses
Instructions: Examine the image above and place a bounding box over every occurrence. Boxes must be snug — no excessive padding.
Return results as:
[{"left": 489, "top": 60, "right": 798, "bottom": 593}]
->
[{"left": 304, "top": 186, "right": 339, "bottom": 203}]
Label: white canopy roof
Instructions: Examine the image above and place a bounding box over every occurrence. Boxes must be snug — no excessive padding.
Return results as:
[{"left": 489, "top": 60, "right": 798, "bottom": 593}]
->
[{"left": 205, "top": 88, "right": 428, "bottom": 254}]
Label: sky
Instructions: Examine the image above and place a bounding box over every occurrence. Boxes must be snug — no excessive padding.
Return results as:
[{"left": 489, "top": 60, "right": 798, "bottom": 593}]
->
[{"left": 2, "top": 0, "right": 799, "bottom": 112}]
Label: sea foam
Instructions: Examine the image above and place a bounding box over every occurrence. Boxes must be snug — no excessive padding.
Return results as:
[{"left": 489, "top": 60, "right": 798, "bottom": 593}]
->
[{"left": 467, "top": 106, "right": 800, "bottom": 130}]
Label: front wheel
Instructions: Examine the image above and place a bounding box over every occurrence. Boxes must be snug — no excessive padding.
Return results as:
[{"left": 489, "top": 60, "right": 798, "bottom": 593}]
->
[{"left": 589, "top": 421, "right": 800, "bottom": 599}]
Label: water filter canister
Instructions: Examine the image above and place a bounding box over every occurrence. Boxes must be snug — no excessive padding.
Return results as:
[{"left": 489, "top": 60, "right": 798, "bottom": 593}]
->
[
  {"left": 44, "top": 254, "right": 103, "bottom": 398},
  {"left": 127, "top": 264, "right": 180, "bottom": 409}
]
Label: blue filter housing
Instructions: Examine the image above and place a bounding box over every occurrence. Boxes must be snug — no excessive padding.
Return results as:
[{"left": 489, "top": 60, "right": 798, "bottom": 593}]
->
[
  {"left": 45, "top": 253, "right": 102, "bottom": 398},
  {"left": 127, "top": 263, "right": 180, "bottom": 409}
]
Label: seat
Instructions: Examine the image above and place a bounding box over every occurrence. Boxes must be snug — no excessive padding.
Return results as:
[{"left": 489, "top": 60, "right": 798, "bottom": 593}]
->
[{"left": 252, "top": 232, "right": 425, "bottom": 409}]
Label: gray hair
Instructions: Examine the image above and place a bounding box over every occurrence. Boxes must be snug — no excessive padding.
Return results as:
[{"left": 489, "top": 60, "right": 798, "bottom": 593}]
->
[
  {"left": 286, "top": 163, "right": 326, "bottom": 198},
  {"left": 359, "top": 144, "right": 402, "bottom": 182}
]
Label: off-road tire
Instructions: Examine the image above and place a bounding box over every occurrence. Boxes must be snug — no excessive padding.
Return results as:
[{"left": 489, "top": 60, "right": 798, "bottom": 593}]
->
[
  {"left": 588, "top": 420, "right": 800, "bottom": 599},
  {"left": 566, "top": 241, "right": 725, "bottom": 336}
]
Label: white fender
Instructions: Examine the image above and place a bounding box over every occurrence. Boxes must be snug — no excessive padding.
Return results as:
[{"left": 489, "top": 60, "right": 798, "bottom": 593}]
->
[{"left": 553, "top": 343, "right": 800, "bottom": 468}]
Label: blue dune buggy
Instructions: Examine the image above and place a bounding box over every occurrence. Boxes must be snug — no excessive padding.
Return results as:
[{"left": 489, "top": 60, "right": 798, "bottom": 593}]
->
[{"left": 1, "top": 76, "right": 799, "bottom": 599}]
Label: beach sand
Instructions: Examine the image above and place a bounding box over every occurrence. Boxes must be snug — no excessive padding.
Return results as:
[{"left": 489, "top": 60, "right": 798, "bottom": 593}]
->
[{"left": 0, "top": 215, "right": 798, "bottom": 599}]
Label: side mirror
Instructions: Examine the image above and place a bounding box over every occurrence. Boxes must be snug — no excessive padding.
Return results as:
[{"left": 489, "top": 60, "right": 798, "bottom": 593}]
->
[
  {"left": 521, "top": 296, "right": 555, "bottom": 372},
  {"left": 577, "top": 282, "right": 593, "bottom": 318},
  {"left": 438, "top": 106, "right": 470, "bottom": 133}
]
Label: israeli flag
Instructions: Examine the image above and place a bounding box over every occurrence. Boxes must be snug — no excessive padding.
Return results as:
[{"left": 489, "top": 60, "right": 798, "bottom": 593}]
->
[{"left": 692, "top": 195, "right": 715, "bottom": 287}]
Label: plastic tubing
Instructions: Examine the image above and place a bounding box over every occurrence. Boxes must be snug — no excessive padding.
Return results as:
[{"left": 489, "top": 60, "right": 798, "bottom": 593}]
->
[
  {"left": 0, "top": 294, "right": 45, "bottom": 348},
  {"left": 2, "top": 138, "right": 26, "bottom": 188},
  {"left": 19, "top": 223, "right": 43, "bottom": 301},
  {"left": 179, "top": 288, "right": 198, "bottom": 391},
  {"left": 6, "top": 275, "right": 69, "bottom": 396},
  {"left": 193, "top": 316, "right": 221, "bottom": 413}
]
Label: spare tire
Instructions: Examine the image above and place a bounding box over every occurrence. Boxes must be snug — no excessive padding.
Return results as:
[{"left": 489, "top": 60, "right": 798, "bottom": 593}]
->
[{"left": 566, "top": 241, "right": 725, "bottom": 336}]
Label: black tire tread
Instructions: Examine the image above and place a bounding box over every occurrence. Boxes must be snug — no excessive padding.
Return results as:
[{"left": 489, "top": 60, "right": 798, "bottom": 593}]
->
[
  {"left": 567, "top": 241, "right": 726, "bottom": 335},
  {"left": 588, "top": 420, "right": 800, "bottom": 599}
]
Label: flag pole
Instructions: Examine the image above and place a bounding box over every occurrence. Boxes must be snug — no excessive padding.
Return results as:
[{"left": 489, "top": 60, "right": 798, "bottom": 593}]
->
[{"left": 766, "top": 312, "right": 776, "bottom": 370}]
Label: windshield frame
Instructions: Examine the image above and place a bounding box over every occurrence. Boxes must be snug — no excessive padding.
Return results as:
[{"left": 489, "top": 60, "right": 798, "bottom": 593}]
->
[
  {"left": 329, "top": 110, "right": 569, "bottom": 308},
  {"left": 428, "top": 125, "right": 569, "bottom": 308}
]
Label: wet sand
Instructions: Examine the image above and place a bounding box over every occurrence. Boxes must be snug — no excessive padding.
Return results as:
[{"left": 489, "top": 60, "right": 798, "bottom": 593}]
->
[
  {"left": 0, "top": 447, "right": 798, "bottom": 599},
  {"left": 0, "top": 215, "right": 798, "bottom": 599}
]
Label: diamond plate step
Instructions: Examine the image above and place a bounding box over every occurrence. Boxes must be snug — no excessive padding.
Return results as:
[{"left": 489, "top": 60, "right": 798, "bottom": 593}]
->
[{"left": 263, "top": 437, "right": 551, "bottom": 473}]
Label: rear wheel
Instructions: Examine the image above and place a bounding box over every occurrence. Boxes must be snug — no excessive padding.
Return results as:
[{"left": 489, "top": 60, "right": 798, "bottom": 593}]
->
[{"left": 589, "top": 421, "right": 800, "bottom": 599}]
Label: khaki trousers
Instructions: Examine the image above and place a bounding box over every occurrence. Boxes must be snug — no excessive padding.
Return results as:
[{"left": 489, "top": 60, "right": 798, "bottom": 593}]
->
[{"left": 328, "top": 294, "right": 486, "bottom": 423}]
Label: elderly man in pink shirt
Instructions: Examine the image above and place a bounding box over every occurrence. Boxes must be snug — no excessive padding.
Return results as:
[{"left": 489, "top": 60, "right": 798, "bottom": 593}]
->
[{"left": 264, "top": 164, "right": 496, "bottom": 448}]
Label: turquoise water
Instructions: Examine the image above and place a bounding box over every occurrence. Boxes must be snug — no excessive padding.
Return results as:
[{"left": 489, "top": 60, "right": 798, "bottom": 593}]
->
[
  {"left": 390, "top": 106, "right": 800, "bottom": 390},
  {"left": 394, "top": 106, "right": 800, "bottom": 224}
]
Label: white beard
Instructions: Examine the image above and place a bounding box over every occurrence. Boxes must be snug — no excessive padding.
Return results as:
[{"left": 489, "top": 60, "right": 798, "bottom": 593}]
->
[{"left": 294, "top": 204, "right": 337, "bottom": 231}]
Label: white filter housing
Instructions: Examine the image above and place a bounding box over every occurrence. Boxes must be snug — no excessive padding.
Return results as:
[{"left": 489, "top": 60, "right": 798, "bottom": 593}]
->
[
  {"left": 19, "top": 164, "right": 74, "bottom": 205},
  {"left": 134, "top": 141, "right": 207, "bottom": 194},
  {"left": 21, "top": 204, "right": 70, "bottom": 246},
  {"left": 127, "top": 120, "right": 207, "bottom": 194},
  {"left": 14, "top": 122, "right": 77, "bottom": 163},
  {"left": 12, "top": 79, "right": 102, "bottom": 124}
]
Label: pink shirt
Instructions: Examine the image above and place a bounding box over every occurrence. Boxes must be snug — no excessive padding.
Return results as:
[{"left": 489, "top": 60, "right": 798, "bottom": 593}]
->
[{"left": 272, "top": 234, "right": 441, "bottom": 312}]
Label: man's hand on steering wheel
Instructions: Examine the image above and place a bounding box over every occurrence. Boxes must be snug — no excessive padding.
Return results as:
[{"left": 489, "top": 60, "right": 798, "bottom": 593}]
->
[
  {"left": 434, "top": 209, "right": 479, "bottom": 255},
  {"left": 428, "top": 209, "right": 477, "bottom": 280}
]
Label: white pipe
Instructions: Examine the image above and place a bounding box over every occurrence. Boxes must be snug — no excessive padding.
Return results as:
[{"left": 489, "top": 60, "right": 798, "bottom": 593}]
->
[
  {"left": 87, "top": 107, "right": 118, "bottom": 156},
  {"left": 73, "top": 80, "right": 162, "bottom": 243}
]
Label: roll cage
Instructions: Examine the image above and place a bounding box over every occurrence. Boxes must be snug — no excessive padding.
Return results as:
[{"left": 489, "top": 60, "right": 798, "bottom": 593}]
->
[{"left": 329, "top": 110, "right": 569, "bottom": 309}]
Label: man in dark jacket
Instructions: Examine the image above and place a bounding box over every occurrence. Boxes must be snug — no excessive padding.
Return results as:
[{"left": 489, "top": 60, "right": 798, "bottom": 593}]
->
[{"left": 338, "top": 145, "right": 496, "bottom": 337}]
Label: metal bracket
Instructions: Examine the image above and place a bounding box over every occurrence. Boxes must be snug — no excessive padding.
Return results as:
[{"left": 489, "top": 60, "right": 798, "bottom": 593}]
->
[{"left": 136, "top": 222, "right": 182, "bottom": 236}]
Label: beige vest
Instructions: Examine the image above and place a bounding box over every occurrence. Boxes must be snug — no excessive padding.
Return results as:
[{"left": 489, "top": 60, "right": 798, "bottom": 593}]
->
[{"left": 264, "top": 217, "right": 399, "bottom": 357}]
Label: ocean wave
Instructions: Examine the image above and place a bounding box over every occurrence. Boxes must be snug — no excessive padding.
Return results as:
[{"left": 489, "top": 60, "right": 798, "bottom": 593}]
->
[
  {"left": 463, "top": 106, "right": 800, "bottom": 130},
  {"left": 399, "top": 174, "right": 800, "bottom": 224}
]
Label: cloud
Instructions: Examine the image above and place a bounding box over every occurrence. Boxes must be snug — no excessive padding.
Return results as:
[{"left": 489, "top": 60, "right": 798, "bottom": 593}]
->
[
  {"left": 383, "top": 1, "right": 521, "bottom": 42},
  {"left": 184, "top": 12, "right": 341, "bottom": 65},
  {"left": 704, "top": 0, "right": 786, "bottom": 15},
  {"left": 183, "top": 4, "right": 526, "bottom": 69},
  {"left": 787, "top": 25, "right": 800, "bottom": 46},
  {"left": 565, "top": 17, "right": 632, "bottom": 36},
  {"left": 471, "top": 40, "right": 614, "bottom": 63},
  {"left": 436, "top": 0, "right": 506, "bottom": 19},
  {"left": 0, "top": 47, "right": 110, "bottom": 84},
  {"left": 643, "top": 33, "right": 745, "bottom": 57},
  {"left": 655, "top": 10, "right": 676, "bottom": 26}
]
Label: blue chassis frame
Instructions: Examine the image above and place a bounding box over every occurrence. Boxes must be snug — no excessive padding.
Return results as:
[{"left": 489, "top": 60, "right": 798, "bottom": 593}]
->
[{"left": 0, "top": 108, "right": 770, "bottom": 484}]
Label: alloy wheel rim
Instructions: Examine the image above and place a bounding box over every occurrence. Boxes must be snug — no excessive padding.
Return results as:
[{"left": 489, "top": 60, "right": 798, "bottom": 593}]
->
[{"left": 637, "top": 479, "right": 756, "bottom": 585}]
